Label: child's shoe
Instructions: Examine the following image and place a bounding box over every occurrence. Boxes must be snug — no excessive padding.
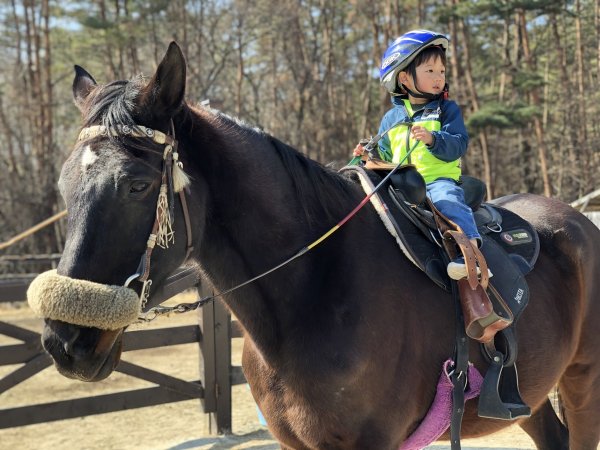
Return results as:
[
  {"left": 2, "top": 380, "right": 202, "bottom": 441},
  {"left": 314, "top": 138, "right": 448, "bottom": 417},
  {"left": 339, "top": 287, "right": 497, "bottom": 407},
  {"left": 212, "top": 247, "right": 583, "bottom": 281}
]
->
[{"left": 447, "top": 256, "right": 493, "bottom": 281}]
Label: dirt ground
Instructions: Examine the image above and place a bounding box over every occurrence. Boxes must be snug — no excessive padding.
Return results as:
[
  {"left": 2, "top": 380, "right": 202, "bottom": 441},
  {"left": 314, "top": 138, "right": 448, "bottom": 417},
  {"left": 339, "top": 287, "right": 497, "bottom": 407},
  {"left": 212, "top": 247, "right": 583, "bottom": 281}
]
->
[{"left": 0, "top": 298, "right": 541, "bottom": 450}]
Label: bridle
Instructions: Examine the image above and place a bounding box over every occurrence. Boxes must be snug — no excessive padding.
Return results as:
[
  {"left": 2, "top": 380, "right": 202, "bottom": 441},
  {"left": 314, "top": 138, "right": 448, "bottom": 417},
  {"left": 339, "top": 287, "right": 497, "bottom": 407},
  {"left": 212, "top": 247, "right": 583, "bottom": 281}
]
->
[{"left": 77, "top": 123, "right": 193, "bottom": 308}]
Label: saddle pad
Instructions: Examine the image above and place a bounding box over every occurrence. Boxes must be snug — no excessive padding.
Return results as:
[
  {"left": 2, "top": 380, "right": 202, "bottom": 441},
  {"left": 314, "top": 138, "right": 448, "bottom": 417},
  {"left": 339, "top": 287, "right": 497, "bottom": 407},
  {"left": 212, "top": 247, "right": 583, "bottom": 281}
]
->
[
  {"left": 341, "top": 165, "right": 451, "bottom": 291},
  {"left": 399, "top": 359, "right": 483, "bottom": 450}
]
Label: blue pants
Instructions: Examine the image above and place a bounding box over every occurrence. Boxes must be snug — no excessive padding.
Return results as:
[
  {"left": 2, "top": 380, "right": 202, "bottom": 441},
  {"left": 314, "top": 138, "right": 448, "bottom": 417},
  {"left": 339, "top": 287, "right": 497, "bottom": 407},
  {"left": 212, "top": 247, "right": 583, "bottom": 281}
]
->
[{"left": 427, "top": 178, "right": 481, "bottom": 241}]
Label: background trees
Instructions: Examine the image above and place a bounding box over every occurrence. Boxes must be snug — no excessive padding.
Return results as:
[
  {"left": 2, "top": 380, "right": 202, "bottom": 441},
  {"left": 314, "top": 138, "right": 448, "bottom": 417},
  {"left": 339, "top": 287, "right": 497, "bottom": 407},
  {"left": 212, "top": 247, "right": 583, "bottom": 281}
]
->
[{"left": 1, "top": 0, "right": 598, "bottom": 261}]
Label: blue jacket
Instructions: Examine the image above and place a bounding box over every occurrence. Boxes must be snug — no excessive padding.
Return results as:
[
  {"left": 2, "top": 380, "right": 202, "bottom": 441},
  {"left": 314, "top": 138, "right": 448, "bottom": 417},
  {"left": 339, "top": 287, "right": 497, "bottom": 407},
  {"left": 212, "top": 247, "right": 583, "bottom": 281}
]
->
[{"left": 378, "top": 96, "right": 469, "bottom": 182}]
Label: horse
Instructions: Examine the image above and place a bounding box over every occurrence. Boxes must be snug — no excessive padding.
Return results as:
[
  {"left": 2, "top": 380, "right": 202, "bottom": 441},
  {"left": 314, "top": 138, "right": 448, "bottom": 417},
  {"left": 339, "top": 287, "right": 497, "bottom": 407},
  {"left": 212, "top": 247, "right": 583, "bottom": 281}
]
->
[{"left": 36, "top": 42, "right": 600, "bottom": 449}]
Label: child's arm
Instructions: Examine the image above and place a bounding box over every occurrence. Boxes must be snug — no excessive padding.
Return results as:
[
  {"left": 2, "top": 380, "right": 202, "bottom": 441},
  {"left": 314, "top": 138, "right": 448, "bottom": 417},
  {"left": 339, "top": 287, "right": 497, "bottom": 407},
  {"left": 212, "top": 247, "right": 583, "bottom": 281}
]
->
[
  {"left": 426, "top": 101, "right": 469, "bottom": 162},
  {"left": 376, "top": 112, "right": 395, "bottom": 162}
]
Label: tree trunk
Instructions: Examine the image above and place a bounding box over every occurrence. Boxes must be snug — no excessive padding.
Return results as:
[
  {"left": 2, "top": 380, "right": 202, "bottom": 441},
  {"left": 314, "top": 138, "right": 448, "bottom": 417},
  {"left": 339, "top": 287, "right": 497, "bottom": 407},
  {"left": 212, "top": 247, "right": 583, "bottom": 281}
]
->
[
  {"left": 597, "top": 0, "right": 600, "bottom": 83},
  {"left": 457, "top": 13, "right": 493, "bottom": 197},
  {"left": 518, "top": 9, "right": 551, "bottom": 197},
  {"left": 235, "top": 15, "right": 244, "bottom": 117},
  {"left": 98, "top": 0, "right": 117, "bottom": 78},
  {"left": 550, "top": 12, "right": 577, "bottom": 197},
  {"left": 574, "top": 0, "right": 590, "bottom": 194}
]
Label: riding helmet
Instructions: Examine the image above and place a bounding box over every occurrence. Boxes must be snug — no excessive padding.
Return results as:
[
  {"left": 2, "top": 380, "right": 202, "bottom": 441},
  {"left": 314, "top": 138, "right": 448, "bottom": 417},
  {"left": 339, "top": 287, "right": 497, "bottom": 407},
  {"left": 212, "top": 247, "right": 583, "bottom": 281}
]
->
[{"left": 380, "top": 30, "right": 449, "bottom": 95}]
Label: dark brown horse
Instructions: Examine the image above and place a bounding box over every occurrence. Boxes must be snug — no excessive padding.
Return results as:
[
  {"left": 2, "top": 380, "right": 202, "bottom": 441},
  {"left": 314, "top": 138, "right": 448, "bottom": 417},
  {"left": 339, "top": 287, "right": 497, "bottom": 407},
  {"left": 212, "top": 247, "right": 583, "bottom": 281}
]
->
[{"left": 38, "top": 43, "right": 600, "bottom": 449}]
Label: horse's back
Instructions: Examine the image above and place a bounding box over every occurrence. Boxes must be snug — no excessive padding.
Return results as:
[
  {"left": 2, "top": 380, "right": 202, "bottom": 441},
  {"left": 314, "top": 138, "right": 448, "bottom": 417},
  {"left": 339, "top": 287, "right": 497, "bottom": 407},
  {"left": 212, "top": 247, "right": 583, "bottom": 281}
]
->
[
  {"left": 493, "top": 192, "right": 600, "bottom": 334},
  {"left": 493, "top": 193, "right": 600, "bottom": 294},
  {"left": 492, "top": 193, "right": 600, "bottom": 448}
]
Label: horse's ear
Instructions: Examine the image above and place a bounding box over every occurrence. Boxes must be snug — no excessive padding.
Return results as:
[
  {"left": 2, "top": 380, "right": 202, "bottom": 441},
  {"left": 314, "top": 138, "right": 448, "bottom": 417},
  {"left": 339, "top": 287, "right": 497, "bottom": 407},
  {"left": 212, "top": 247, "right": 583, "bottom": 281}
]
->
[
  {"left": 73, "top": 65, "right": 97, "bottom": 111},
  {"left": 139, "top": 42, "right": 186, "bottom": 122}
]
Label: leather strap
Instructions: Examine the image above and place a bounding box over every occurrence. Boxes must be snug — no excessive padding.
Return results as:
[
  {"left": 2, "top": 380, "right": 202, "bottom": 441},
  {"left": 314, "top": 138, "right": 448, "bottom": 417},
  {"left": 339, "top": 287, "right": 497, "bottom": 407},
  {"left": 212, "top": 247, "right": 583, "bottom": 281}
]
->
[
  {"left": 179, "top": 189, "right": 194, "bottom": 260},
  {"left": 449, "top": 269, "right": 469, "bottom": 450},
  {"left": 427, "top": 197, "right": 490, "bottom": 290},
  {"left": 445, "top": 230, "right": 490, "bottom": 291}
]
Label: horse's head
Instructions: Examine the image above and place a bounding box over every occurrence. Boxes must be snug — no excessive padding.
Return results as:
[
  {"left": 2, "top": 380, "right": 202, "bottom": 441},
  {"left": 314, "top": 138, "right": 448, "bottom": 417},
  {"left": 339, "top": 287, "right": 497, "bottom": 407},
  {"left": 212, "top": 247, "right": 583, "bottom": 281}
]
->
[{"left": 31, "top": 43, "right": 194, "bottom": 381}]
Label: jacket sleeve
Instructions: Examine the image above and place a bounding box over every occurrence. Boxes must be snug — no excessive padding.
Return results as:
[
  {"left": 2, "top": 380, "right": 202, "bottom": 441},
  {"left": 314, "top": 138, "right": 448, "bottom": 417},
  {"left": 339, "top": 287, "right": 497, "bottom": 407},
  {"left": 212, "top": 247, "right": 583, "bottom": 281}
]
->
[
  {"left": 377, "top": 110, "right": 395, "bottom": 162},
  {"left": 427, "top": 100, "right": 469, "bottom": 162},
  {"left": 378, "top": 114, "right": 393, "bottom": 162}
]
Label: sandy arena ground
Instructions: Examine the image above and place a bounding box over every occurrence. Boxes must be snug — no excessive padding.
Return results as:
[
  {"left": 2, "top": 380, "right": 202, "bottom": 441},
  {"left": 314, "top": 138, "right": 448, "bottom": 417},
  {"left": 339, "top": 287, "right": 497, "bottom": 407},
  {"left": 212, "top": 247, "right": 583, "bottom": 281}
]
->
[{"left": 0, "top": 298, "right": 542, "bottom": 450}]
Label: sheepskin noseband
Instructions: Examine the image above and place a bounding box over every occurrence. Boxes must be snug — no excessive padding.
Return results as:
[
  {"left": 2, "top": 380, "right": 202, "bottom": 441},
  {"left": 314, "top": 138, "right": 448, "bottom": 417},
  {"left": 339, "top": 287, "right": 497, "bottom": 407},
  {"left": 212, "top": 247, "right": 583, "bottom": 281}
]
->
[{"left": 27, "top": 270, "right": 140, "bottom": 330}]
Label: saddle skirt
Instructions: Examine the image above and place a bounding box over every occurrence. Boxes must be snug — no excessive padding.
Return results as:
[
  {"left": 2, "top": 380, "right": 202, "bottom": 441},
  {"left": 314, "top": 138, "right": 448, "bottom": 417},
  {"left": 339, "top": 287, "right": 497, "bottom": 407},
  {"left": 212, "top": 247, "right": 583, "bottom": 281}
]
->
[{"left": 341, "top": 164, "right": 538, "bottom": 325}]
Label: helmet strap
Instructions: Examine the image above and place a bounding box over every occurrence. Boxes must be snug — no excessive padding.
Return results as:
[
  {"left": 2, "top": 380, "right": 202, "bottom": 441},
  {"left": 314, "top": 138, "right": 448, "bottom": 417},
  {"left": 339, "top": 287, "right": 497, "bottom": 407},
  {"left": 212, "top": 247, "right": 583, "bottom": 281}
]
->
[
  {"left": 402, "top": 84, "right": 442, "bottom": 101},
  {"left": 402, "top": 67, "right": 449, "bottom": 101}
]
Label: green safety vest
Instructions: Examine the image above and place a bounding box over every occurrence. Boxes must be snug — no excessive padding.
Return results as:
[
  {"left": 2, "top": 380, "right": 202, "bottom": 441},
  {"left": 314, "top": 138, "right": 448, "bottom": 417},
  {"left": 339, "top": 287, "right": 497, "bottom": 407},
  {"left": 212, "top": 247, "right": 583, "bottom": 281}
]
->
[{"left": 388, "top": 99, "right": 461, "bottom": 184}]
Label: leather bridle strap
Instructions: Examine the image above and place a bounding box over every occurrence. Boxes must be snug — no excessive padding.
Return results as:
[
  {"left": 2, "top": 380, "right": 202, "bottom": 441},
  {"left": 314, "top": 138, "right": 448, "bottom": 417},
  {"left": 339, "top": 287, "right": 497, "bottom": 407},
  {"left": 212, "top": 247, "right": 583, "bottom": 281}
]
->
[
  {"left": 179, "top": 190, "right": 194, "bottom": 260},
  {"left": 77, "top": 123, "right": 193, "bottom": 305}
]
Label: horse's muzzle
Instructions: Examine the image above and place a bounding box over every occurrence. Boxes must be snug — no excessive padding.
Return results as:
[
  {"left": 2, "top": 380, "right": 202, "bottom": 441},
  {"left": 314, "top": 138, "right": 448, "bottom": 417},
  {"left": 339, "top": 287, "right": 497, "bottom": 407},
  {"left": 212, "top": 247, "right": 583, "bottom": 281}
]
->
[{"left": 42, "top": 319, "right": 124, "bottom": 381}]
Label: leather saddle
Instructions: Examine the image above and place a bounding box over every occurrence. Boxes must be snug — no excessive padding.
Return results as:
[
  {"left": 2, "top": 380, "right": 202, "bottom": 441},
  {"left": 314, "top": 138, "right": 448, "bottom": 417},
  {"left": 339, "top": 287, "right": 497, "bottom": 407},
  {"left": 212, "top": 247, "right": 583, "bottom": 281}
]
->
[{"left": 341, "top": 161, "right": 535, "bottom": 420}]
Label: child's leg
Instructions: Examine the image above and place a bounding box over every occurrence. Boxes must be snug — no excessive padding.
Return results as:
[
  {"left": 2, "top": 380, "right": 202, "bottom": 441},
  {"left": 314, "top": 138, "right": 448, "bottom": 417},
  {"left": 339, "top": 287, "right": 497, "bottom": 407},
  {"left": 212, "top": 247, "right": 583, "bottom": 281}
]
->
[
  {"left": 426, "top": 178, "right": 481, "bottom": 243},
  {"left": 427, "top": 179, "right": 488, "bottom": 280}
]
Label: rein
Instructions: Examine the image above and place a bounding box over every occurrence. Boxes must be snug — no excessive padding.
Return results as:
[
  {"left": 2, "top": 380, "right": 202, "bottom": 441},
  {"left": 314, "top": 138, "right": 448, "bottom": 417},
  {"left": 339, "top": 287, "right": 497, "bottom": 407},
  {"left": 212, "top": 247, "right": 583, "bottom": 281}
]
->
[
  {"left": 138, "top": 138, "right": 421, "bottom": 323},
  {"left": 77, "top": 123, "right": 193, "bottom": 308}
]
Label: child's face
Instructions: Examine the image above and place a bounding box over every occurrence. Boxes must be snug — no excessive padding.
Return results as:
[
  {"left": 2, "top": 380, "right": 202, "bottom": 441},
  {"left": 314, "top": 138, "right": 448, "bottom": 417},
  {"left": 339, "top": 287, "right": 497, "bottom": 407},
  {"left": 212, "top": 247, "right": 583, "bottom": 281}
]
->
[{"left": 399, "top": 55, "right": 446, "bottom": 99}]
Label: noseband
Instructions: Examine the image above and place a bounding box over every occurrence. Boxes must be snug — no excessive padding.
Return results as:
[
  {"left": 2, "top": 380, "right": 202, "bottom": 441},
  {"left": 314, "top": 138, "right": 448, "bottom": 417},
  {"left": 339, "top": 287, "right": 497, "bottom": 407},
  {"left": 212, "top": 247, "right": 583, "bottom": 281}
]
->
[{"left": 78, "top": 123, "right": 193, "bottom": 307}]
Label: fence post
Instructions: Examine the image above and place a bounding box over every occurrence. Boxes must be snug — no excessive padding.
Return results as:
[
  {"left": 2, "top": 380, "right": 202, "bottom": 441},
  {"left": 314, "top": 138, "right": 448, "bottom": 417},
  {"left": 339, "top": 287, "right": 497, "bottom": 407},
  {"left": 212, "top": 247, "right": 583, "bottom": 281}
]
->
[
  {"left": 213, "top": 299, "right": 232, "bottom": 433},
  {"left": 199, "top": 288, "right": 216, "bottom": 417},
  {"left": 198, "top": 280, "right": 232, "bottom": 434}
]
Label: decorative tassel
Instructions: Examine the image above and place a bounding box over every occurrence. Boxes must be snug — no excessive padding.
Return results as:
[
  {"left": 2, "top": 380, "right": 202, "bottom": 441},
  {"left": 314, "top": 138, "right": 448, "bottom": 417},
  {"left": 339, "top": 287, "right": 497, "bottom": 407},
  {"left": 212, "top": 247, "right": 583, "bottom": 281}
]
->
[
  {"left": 172, "top": 151, "right": 191, "bottom": 192},
  {"left": 155, "top": 184, "right": 175, "bottom": 248}
]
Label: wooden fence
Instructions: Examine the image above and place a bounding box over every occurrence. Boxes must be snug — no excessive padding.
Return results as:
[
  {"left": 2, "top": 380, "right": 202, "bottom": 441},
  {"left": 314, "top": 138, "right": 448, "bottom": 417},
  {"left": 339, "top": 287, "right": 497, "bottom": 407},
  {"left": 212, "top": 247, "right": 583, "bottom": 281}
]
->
[{"left": 0, "top": 266, "right": 245, "bottom": 433}]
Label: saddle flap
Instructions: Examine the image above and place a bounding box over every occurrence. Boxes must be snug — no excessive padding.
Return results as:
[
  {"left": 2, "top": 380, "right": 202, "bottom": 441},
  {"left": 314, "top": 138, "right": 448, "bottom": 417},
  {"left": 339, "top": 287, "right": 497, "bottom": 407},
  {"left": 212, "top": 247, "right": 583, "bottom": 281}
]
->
[
  {"left": 477, "top": 203, "right": 540, "bottom": 274},
  {"left": 479, "top": 237, "right": 529, "bottom": 323}
]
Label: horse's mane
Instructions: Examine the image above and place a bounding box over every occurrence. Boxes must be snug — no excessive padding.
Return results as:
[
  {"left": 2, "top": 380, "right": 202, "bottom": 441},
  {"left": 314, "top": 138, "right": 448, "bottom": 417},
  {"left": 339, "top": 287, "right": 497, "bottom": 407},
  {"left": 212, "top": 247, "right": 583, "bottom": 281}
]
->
[
  {"left": 80, "top": 79, "right": 141, "bottom": 129},
  {"left": 210, "top": 110, "right": 359, "bottom": 225}
]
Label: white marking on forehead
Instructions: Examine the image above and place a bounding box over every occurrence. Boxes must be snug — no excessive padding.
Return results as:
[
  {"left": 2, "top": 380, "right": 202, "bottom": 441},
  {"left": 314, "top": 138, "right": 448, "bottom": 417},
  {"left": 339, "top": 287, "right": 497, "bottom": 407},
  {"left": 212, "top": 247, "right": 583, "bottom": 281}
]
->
[{"left": 80, "top": 145, "right": 98, "bottom": 169}]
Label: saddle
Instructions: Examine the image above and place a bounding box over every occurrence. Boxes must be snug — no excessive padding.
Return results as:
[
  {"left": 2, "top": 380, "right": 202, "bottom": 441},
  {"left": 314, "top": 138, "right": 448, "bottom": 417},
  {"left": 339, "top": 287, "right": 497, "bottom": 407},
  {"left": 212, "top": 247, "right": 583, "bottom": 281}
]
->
[{"left": 341, "top": 162, "right": 534, "bottom": 421}]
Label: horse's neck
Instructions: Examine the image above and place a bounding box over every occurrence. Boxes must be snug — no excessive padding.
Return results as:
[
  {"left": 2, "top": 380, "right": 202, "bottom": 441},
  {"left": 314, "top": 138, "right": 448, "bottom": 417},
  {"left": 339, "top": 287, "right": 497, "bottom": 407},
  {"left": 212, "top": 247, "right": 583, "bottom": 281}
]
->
[{"left": 183, "top": 110, "right": 342, "bottom": 360}]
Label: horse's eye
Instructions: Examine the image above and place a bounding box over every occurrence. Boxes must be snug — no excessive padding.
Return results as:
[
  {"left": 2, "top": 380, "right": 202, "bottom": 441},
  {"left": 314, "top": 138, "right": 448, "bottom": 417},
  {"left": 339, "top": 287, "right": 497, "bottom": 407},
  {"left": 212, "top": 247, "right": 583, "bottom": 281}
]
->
[{"left": 130, "top": 181, "right": 151, "bottom": 194}]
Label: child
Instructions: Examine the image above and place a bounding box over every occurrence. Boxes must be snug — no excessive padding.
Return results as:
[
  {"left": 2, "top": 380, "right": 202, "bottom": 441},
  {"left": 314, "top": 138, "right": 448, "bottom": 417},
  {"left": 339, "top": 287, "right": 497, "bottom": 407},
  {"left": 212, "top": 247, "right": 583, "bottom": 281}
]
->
[{"left": 355, "top": 29, "right": 486, "bottom": 281}]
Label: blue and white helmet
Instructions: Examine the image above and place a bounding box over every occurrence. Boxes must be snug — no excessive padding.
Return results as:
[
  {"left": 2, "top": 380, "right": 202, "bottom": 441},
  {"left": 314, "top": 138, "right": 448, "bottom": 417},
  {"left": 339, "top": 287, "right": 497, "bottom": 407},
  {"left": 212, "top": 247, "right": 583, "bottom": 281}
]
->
[{"left": 380, "top": 30, "right": 449, "bottom": 95}]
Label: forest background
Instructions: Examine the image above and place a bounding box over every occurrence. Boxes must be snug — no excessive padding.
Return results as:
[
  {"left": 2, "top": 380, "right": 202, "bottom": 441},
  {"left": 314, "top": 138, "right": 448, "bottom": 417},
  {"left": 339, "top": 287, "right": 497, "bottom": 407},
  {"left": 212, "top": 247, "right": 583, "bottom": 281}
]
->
[{"left": 0, "top": 0, "right": 598, "bottom": 266}]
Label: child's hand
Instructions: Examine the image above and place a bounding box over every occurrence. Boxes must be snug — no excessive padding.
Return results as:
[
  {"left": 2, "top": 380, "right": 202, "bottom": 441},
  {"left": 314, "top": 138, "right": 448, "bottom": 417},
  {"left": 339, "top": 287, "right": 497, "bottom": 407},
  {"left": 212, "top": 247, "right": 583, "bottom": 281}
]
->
[
  {"left": 411, "top": 126, "right": 433, "bottom": 146},
  {"left": 353, "top": 143, "right": 366, "bottom": 156}
]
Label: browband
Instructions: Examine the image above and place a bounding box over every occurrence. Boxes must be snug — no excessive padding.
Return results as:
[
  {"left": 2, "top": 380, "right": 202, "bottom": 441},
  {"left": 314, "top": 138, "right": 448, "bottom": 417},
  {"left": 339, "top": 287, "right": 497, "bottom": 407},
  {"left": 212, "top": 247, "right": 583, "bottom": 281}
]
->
[{"left": 78, "top": 124, "right": 175, "bottom": 146}]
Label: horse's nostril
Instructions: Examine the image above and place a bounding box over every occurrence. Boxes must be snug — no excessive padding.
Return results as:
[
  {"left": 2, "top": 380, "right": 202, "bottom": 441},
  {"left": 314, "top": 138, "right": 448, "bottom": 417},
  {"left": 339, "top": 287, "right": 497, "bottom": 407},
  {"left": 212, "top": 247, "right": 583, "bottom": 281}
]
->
[{"left": 62, "top": 326, "right": 81, "bottom": 356}]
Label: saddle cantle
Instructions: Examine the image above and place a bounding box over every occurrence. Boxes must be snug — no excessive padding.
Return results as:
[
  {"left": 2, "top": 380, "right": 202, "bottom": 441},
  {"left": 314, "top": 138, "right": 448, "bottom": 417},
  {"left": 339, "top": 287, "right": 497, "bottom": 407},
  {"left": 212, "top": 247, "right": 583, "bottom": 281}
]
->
[{"left": 341, "top": 162, "right": 533, "bottom": 420}]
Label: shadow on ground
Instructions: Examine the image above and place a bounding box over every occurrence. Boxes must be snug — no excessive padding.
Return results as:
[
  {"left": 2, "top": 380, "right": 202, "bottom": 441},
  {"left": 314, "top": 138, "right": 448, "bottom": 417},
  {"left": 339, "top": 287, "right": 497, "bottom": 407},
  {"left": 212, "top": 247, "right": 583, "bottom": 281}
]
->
[
  {"left": 168, "top": 429, "right": 279, "bottom": 450},
  {"left": 169, "top": 429, "right": 528, "bottom": 450}
]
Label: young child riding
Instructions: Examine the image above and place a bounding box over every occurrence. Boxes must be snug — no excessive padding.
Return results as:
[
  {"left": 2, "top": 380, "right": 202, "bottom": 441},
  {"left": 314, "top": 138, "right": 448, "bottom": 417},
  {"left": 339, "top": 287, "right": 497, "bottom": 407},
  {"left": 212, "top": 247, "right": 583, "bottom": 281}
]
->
[{"left": 354, "top": 29, "right": 487, "bottom": 281}]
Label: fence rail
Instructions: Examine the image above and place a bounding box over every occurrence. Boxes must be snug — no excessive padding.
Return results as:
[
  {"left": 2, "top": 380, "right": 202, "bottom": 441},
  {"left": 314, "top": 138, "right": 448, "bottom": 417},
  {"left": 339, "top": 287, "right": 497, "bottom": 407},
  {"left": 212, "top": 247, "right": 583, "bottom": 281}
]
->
[{"left": 0, "top": 267, "right": 245, "bottom": 433}]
